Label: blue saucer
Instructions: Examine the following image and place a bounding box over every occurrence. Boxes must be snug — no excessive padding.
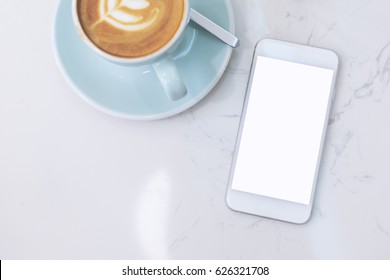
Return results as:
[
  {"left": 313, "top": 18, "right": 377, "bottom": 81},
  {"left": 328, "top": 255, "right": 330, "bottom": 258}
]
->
[{"left": 53, "top": 0, "right": 235, "bottom": 120}]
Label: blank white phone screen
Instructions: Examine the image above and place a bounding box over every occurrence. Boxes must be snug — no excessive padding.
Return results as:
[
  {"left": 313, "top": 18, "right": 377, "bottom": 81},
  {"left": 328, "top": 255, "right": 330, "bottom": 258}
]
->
[{"left": 232, "top": 56, "right": 334, "bottom": 205}]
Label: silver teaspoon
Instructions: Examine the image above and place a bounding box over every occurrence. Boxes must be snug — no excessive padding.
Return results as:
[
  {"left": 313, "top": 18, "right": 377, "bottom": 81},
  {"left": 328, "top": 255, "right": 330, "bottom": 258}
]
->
[{"left": 189, "top": 8, "right": 239, "bottom": 48}]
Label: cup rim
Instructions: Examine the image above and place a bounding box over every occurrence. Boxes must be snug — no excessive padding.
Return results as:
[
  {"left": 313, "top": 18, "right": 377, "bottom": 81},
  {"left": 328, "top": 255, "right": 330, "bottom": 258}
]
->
[{"left": 72, "top": 0, "right": 190, "bottom": 64}]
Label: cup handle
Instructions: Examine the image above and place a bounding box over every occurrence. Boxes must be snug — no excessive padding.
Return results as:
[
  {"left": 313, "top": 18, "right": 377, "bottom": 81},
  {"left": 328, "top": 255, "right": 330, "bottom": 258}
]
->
[{"left": 152, "top": 57, "right": 187, "bottom": 101}]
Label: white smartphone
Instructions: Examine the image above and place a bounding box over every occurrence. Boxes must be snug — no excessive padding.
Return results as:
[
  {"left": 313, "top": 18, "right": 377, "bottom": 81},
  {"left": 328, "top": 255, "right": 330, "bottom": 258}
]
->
[{"left": 226, "top": 38, "right": 339, "bottom": 224}]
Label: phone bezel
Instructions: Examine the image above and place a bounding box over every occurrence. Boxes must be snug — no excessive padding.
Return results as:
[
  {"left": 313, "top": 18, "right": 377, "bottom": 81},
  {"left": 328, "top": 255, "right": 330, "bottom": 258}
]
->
[{"left": 226, "top": 38, "right": 339, "bottom": 224}]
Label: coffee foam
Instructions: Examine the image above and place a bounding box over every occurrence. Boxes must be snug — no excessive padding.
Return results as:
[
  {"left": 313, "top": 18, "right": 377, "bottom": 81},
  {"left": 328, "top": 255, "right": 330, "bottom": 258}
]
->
[
  {"left": 77, "top": 0, "right": 185, "bottom": 58},
  {"left": 96, "top": 0, "right": 158, "bottom": 32}
]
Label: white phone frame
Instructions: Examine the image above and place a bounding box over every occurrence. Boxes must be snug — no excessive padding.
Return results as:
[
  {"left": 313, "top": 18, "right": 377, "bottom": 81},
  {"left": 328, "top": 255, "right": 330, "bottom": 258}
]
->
[{"left": 226, "top": 38, "right": 339, "bottom": 224}]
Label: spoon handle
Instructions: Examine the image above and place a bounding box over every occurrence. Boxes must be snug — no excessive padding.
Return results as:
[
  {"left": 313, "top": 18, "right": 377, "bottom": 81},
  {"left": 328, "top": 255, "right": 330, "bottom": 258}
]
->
[{"left": 189, "top": 8, "right": 239, "bottom": 48}]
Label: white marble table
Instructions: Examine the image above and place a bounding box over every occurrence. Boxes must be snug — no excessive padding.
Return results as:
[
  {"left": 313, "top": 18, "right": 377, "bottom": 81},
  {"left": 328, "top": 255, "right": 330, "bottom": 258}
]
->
[{"left": 1, "top": 0, "right": 390, "bottom": 259}]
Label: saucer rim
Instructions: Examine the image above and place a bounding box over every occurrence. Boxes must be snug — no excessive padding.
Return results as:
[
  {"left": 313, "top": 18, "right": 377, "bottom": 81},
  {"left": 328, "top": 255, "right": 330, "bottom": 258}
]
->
[{"left": 52, "top": 0, "right": 235, "bottom": 121}]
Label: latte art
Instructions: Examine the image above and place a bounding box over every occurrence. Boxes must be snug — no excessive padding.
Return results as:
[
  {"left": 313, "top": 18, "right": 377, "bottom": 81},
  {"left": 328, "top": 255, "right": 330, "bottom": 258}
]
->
[
  {"left": 77, "top": 0, "right": 186, "bottom": 58},
  {"left": 97, "top": 0, "right": 159, "bottom": 32}
]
